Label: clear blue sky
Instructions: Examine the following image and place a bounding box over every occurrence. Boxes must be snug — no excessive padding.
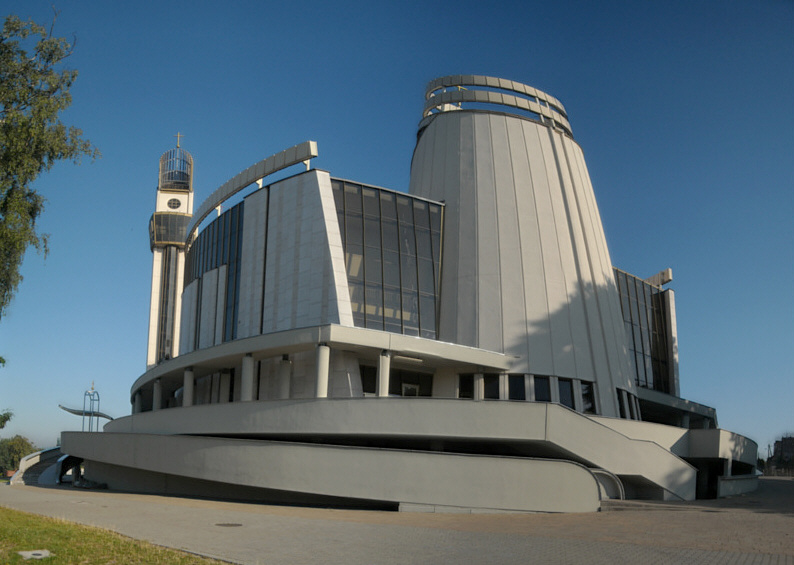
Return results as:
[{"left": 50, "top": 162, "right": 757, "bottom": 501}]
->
[{"left": 1, "top": 1, "right": 792, "bottom": 455}]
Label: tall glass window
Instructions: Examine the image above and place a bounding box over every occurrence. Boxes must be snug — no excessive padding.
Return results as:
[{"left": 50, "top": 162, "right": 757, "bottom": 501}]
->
[
  {"left": 483, "top": 374, "right": 500, "bottom": 399},
  {"left": 534, "top": 376, "right": 551, "bottom": 402},
  {"left": 508, "top": 374, "right": 526, "bottom": 400},
  {"left": 332, "top": 179, "right": 443, "bottom": 339},
  {"left": 558, "top": 378, "right": 575, "bottom": 409},
  {"left": 458, "top": 374, "right": 474, "bottom": 399},
  {"left": 184, "top": 202, "right": 245, "bottom": 344},
  {"left": 614, "top": 268, "right": 672, "bottom": 394},
  {"left": 581, "top": 381, "right": 596, "bottom": 414}
]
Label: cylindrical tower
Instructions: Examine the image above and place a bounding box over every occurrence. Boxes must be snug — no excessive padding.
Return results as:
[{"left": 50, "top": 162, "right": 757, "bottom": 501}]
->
[
  {"left": 409, "top": 75, "right": 634, "bottom": 417},
  {"left": 146, "top": 142, "right": 194, "bottom": 369}
]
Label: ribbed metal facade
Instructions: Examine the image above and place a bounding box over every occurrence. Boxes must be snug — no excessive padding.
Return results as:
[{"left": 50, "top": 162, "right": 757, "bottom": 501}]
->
[{"left": 409, "top": 75, "right": 634, "bottom": 417}]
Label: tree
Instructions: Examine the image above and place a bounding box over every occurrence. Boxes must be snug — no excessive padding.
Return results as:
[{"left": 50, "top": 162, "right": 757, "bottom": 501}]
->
[
  {"left": 0, "top": 434, "right": 37, "bottom": 474},
  {"left": 0, "top": 12, "right": 99, "bottom": 324},
  {"left": 0, "top": 410, "right": 10, "bottom": 429}
]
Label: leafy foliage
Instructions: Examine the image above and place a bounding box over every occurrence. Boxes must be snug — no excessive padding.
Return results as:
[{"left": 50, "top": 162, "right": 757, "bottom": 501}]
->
[
  {"left": 0, "top": 434, "right": 36, "bottom": 473},
  {"left": 0, "top": 12, "right": 99, "bottom": 321},
  {"left": 0, "top": 410, "right": 10, "bottom": 429}
]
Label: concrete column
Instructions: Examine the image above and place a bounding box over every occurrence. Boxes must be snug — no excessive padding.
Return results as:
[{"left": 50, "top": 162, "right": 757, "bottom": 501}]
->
[
  {"left": 473, "top": 373, "right": 484, "bottom": 401},
  {"left": 315, "top": 343, "right": 330, "bottom": 398},
  {"left": 278, "top": 355, "right": 292, "bottom": 399},
  {"left": 550, "top": 376, "right": 560, "bottom": 404},
  {"left": 183, "top": 368, "right": 195, "bottom": 407},
  {"left": 152, "top": 379, "right": 162, "bottom": 412},
  {"left": 723, "top": 458, "right": 733, "bottom": 478},
  {"left": 680, "top": 412, "right": 691, "bottom": 429},
  {"left": 241, "top": 354, "right": 255, "bottom": 401},
  {"left": 133, "top": 391, "right": 142, "bottom": 414},
  {"left": 377, "top": 350, "right": 391, "bottom": 397}
]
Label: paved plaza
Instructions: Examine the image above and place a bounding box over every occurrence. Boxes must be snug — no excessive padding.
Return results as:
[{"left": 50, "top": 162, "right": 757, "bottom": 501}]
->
[{"left": 1, "top": 477, "right": 792, "bottom": 564}]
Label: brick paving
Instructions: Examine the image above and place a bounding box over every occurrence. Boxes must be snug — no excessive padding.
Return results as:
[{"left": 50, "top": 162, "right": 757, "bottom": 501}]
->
[{"left": 1, "top": 477, "right": 792, "bottom": 564}]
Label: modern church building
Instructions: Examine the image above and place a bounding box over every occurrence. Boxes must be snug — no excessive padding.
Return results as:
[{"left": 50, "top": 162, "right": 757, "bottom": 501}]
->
[{"left": 62, "top": 76, "right": 757, "bottom": 512}]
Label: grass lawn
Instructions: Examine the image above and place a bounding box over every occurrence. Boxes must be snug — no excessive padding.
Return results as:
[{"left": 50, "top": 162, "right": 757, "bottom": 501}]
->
[{"left": 0, "top": 506, "right": 226, "bottom": 564}]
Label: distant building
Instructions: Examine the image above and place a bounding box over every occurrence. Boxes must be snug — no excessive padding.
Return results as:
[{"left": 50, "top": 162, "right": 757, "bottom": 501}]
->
[
  {"left": 770, "top": 436, "right": 794, "bottom": 472},
  {"left": 62, "top": 75, "right": 757, "bottom": 512}
]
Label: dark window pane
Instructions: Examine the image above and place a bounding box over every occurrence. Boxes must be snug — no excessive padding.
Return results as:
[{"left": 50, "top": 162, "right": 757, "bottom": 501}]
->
[
  {"left": 380, "top": 191, "right": 397, "bottom": 220},
  {"left": 222, "top": 211, "right": 231, "bottom": 264},
  {"left": 413, "top": 200, "right": 430, "bottom": 229},
  {"left": 618, "top": 272, "right": 630, "bottom": 318},
  {"left": 401, "top": 290, "right": 419, "bottom": 326},
  {"left": 345, "top": 244, "right": 364, "bottom": 281},
  {"left": 365, "top": 284, "right": 384, "bottom": 329},
  {"left": 419, "top": 293, "right": 436, "bottom": 336},
  {"left": 429, "top": 204, "right": 442, "bottom": 233},
  {"left": 534, "top": 376, "right": 551, "bottom": 402},
  {"left": 360, "top": 365, "right": 376, "bottom": 394},
  {"left": 420, "top": 328, "right": 436, "bottom": 340},
  {"left": 399, "top": 223, "right": 416, "bottom": 256},
  {"left": 415, "top": 228, "right": 432, "bottom": 259},
  {"left": 392, "top": 369, "right": 433, "bottom": 397},
  {"left": 348, "top": 281, "right": 365, "bottom": 318},
  {"left": 558, "top": 378, "right": 574, "bottom": 409},
  {"left": 383, "top": 287, "right": 402, "bottom": 325},
  {"left": 346, "top": 215, "right": 363, "bottom": 246},
  {"left": 417, "top": 258, "right": 435, "bottom": 294},
  {"left": 396, "top": 195, "right": 413, "bottom": 224},
  {"left": 484, "top": 374, "right": 500, "bottom": 399},
  {"left": 364, "top": 251, "right": 382, "bottom": 285},
  {"left": 362, "top": 187, "right": 380, "bottom": 217},
  {"left": 400, "top": 254, "right": 417, "bottom": 291},
  {"left": 344, "top": 183, "right": 362, "bottom": 215},
  {"left": 581, "top": 382, "right": 596, "bottom": 414},
  {"left": 381, "top": 219, "right": 399, "bottom": 251},
  {"left": 459, "top": 374, "right": 474, "bottom": 399},
  {"left": 383, "top": 251, "right": 400, "bottom": 288},
  {"left": 431, "top": 227, "right": 441, "bottom": 256},
  {"left": 364, "top": 217, "right": 381, "bottom": 249},
  {"left": 508, "top": 374, "right": 526, "bottom": 400},
  {"left": 401, "top": 290, "right": 419, "bottom": 334},
  {"left": 210, "top": 220, "right": 217, "bottom": 269},
  {"left": 634, "top": 351, "right": 646, "bottom": 387}
]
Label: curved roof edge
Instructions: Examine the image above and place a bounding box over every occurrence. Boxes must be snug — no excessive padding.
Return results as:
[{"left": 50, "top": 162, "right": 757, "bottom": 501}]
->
[
  {"left": 187, "top": 140, "right": 318, "bottom": 240},
  {"left": 422, "top": 75, "right": 573, "bottom": 138}
]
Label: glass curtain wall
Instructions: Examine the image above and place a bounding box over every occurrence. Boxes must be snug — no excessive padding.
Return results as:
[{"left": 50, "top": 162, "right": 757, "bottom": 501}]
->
[
  {"left": 184, "top": 202, "right": 245, "bottom": 343},
  {"left": 332, "top": 180, "right": 443, "bottom": 339},
  {"left": 614, "top": 268, "right": 672, "bottom": 393}
]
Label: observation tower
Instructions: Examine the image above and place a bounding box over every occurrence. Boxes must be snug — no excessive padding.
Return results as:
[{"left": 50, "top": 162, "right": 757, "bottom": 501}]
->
[{"left": 146, "top": 136, "right": 194, "bottom": 369}]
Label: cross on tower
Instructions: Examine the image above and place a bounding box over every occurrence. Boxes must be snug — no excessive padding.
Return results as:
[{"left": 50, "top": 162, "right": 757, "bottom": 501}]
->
[{"left": 174, "top": 132, "right": 184, "bottom": 148}]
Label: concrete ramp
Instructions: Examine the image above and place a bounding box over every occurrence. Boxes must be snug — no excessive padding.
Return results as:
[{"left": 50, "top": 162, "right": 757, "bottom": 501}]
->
[
  {"left": 62, "top": 431, "right": 602, "bottom": 513},
  {"left": 86, "top": 398, "right": 698, "bottom": 505},
  {"left": 545, "top": 405, "right": 697, "bottom": 500}
]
